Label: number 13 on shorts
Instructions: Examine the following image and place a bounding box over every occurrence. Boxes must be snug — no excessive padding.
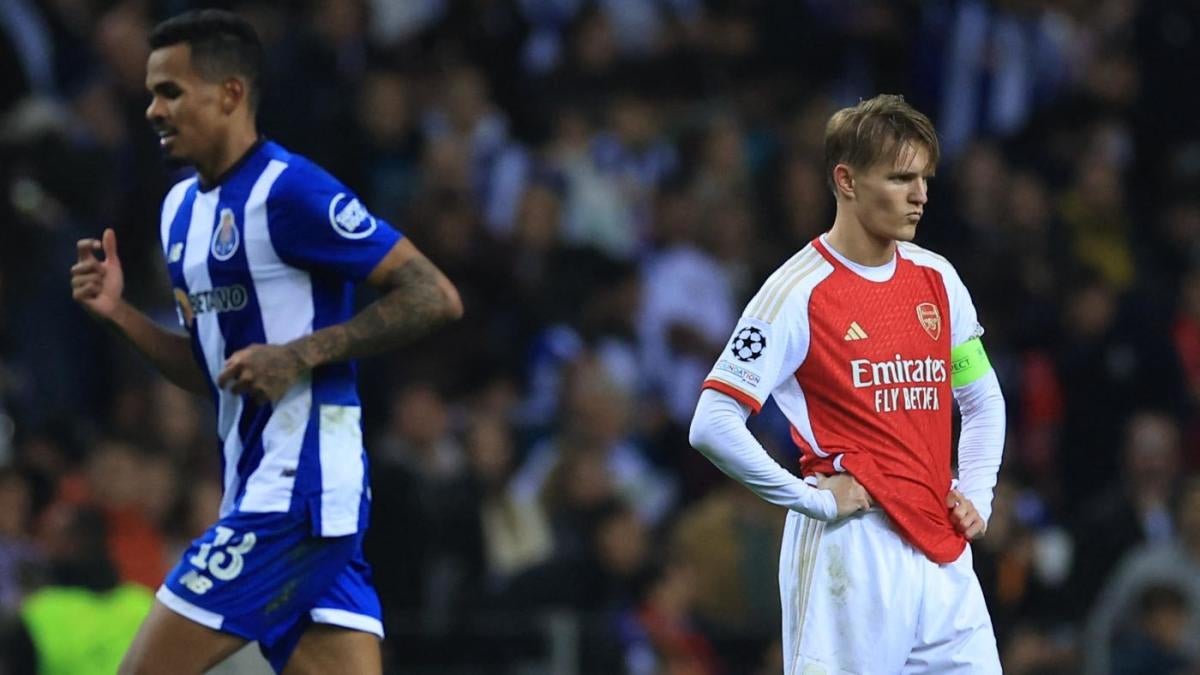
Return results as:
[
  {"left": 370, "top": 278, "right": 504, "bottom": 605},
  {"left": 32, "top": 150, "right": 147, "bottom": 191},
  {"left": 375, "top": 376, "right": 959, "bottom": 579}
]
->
[{"left": 182, "top": 526, "right": 257, "bottom": 594}]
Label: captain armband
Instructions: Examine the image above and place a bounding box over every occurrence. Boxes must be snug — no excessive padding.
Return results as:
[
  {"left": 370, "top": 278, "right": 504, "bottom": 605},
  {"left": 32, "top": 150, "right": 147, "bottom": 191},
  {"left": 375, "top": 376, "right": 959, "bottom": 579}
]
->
[{"left": 950, "top": 338, "right": 992, "bottom": 387}]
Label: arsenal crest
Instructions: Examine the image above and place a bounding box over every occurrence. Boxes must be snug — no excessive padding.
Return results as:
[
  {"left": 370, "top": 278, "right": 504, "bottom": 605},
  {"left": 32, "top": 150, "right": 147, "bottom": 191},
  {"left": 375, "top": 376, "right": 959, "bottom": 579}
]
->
[{"left": 916, "top": 302, "right": 941, "bottom": 340}]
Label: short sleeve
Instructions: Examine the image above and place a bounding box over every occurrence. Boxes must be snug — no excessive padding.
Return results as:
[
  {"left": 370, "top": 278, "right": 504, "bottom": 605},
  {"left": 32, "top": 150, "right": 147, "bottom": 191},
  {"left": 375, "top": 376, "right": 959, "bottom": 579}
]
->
[
  {"left": 702, "top": 285, "right": 812, "bottom": 414},
  {"left": 267, "top": 164, "right": 402, "bottom": 281}
]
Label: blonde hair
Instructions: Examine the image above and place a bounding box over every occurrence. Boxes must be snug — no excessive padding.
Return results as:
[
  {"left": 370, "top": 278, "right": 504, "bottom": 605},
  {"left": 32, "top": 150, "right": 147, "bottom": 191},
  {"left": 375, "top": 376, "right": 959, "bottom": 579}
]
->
[{"left": 824, "top": 94, "right": 940, "bottom": 195}]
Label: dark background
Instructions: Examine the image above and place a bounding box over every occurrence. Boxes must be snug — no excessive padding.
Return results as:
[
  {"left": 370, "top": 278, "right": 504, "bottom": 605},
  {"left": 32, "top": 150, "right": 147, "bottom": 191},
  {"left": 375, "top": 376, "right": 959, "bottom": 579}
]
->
[{"left": 1, "top": 1, "right": 1198, "bottom": 673}]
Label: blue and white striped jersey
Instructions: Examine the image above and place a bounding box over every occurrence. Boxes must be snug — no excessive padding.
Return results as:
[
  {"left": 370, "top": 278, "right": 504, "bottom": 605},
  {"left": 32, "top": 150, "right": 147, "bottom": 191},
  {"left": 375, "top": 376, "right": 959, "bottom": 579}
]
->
[{"left": 159, "top": 140, "right": 401, "bottom": 537}]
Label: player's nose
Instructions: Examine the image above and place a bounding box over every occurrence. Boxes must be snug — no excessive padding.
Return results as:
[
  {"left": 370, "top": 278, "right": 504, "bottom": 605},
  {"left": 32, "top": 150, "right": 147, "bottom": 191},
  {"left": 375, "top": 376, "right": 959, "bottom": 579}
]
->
[
  {"left": 910, "top": 178, "right": 928, "bottom": 205},
  {"left": 145, "top": 97, "right": 166, "bottom": 123}
]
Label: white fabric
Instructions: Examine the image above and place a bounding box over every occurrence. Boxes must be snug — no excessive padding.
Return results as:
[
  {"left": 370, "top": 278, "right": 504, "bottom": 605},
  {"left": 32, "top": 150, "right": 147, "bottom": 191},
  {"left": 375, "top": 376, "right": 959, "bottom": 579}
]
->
[
  {"left": 315, "top": 405, "right": 365, "bottom": 535},
  {"left": 310, "top": 607, "right": 385, "bottom": 638},
  {"left": 818, "top": 233, "right": 897, "bottom": 281},
  {"left": 157, "top": 585, "right": 224, "bottom": 630},
  {"left": 700, "top": 244, "right": 832, "bottom": 410},
  {"left": 779, "top": 509, "right": 1000, "bottom": 675},
  {"left": 689, "top": 389, "right": 837, "bottom": 521},
  {"left": 237, "top": 160, "right": 313, "bottom": 516},
  {"left": 159, "top": 178, "right": 196, "bottom": 255},
  {"left": 182, "top": 188, "right": 242, "bottom": 516},
  {"left": 952, "top": 370, "right": 1005, "bottom": 525}
]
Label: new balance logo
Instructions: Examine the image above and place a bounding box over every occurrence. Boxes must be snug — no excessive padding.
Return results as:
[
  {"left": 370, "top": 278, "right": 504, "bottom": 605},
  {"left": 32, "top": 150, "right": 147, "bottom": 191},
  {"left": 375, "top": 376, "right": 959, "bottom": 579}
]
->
[{"left": 844, "top": 322, "right": 869, "bottom": 341}]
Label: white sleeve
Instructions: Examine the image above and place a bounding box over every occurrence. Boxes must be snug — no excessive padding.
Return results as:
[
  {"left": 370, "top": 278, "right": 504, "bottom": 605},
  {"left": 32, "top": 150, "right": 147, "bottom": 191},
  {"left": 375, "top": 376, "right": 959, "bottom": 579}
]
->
[
  {"left": 689, "top": 388, "right": 838, "bottom": 520},
  {"left": 700, "top": 256, "right": 820, "bottom": 413},
  {"left": 943, "top": 262, "right": 1005, "bottom": 525},
  {"left": 952, "top": 370, "right": 1005, "bottom": 525},
  {"left": 946, "top": 263, "right": 985, "bottom": 347}
]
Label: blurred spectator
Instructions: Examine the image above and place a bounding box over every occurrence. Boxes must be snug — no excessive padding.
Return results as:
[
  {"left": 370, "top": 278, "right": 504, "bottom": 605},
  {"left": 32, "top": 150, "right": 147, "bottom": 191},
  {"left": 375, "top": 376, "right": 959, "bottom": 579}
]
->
[
  {"left": 368, "top": 383, "right": 481, "bottom": 624},
  {"left": 638, "top": 192, "right": 737, "bottom": 424},
  {"left": 1109, "top": 585, "right": 1197, "bottom": 675},
  {"left": 0, "top": 466, "right": 39, "bottom": 614},
  {"left": 514, "top": 355, "right": 676, "bottom": 529},
  {"left": 1069, "top": 411, "right": 1183, "bottom": 618},
  {"left": 79, "top": 439, "right": 168, "bottom": 590},
  {"left": 467, "top": 413, "right": 553, "bottom": 582},
  {"left": 4, "top": 1, "right": 1200, "bottom": 670},
  {"left": 926, "top": 0, "right": 1074, "bottom": 159},
  {"left": 618, "top": 559, "right": 722, "bottom": 675},
  {"left": 1059, "top": 144, "right": 1135, "bottom": 289},
  {"left": 1084, "top": 477, "right": 1200, "bottom": 674},
  {"left": 1174, "top": 267, "right": 1200, "bottom": 466},
  {"left": 349, "top": 68, "right": 423, "bottom": 225},
  {"left": 375, "top": 382, "right": 465, "bottom": 478},
  {"left": 559, "top": 91, "right": 678, "bottom": 259},
  {"left": 1054, "top": 272, "right": 1187, "bottom": 511},
  {"left": 669, "top": 484, "right": 783, "bottom": 640},
  {"left": 499, "top": 498, "right": 650, "bottom": 613},
  {"left": 974, "top": 477, "right": 1072, "bottom": 653},
  {"left": 1, "top": 504, "right": 151, "bottom": 675}
]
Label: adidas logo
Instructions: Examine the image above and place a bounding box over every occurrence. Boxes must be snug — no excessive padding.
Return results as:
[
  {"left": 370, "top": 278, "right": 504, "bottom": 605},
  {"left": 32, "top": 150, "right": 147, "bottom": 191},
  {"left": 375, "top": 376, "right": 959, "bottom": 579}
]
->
[{"left": 844, "top": 321, "right": 869, "bottom": 341}]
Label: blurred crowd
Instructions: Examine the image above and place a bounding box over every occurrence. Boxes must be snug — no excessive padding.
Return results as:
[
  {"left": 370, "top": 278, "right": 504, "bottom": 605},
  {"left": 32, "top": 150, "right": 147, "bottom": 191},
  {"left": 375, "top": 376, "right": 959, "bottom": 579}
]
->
[{"left": 1, "top": 0, "right": 1199, "bottom": 673}]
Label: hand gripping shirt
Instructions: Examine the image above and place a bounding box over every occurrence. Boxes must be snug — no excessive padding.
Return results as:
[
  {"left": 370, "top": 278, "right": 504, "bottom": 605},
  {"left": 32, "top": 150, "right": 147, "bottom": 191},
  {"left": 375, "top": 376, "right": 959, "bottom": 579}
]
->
[{"left": 702, "top": 237, "right": 984, "bottom": 563}]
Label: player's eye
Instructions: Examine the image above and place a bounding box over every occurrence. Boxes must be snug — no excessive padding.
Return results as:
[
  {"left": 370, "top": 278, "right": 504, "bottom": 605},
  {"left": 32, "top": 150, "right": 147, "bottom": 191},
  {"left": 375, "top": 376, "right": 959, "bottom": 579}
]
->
[{"left": 155, "top": 84, "right": 183, "bottom": 99}]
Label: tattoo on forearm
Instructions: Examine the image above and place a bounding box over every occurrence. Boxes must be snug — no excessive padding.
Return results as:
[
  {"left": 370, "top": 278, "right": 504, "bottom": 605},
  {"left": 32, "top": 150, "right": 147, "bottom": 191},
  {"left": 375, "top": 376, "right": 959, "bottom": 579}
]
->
[{"left": 292, "top": 258, "right": 451, "bottom": 368}]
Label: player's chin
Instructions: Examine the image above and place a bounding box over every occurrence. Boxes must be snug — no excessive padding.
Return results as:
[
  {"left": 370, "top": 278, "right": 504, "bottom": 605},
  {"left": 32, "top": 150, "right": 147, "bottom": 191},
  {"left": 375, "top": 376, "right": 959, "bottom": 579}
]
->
[
  {"left": 160, "top": 141, "right": 190, "bottom": 165},
  {"left": 893, "top": 223, "right": 918, "bottom": 241}
]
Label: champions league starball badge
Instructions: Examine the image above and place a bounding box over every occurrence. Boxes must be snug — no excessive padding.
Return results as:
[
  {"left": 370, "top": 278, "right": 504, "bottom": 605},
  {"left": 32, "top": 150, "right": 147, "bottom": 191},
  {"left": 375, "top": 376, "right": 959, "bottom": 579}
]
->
[{"left": 730, "top": 326, "right": 766, "bottom": 362}]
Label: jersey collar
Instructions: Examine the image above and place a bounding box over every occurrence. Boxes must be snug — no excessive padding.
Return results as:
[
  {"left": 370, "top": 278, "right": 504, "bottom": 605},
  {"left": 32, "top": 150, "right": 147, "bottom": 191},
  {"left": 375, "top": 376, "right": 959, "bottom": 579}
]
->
[{"left": 197, "top": 137, "right": 267, "bottom": 193}]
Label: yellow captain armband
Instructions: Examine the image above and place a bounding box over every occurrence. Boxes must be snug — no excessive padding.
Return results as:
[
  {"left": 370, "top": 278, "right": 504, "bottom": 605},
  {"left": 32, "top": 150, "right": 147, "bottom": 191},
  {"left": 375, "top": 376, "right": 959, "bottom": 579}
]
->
[{"left": 950, "top": 338, "right": 992, "bottom": 387}]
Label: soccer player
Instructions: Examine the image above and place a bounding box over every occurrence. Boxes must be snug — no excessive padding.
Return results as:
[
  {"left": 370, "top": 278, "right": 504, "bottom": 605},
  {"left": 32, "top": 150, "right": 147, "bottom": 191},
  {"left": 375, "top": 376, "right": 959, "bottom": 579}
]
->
[
  {"left": 69, "top": 10, "right": 462, "bottom": 675},
  {"left": 688, "top": 94, "right": 1005, "bottom": 674}
]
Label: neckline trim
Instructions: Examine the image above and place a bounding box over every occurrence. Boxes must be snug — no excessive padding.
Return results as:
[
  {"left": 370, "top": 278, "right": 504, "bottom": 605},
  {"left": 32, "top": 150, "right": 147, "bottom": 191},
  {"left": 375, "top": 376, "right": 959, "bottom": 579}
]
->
[
  {"left": 197, "top": 137, "right": 266, "bottom": 193},
  {"left": 815, "top": 234, "right": 898, "bottom": 283}
]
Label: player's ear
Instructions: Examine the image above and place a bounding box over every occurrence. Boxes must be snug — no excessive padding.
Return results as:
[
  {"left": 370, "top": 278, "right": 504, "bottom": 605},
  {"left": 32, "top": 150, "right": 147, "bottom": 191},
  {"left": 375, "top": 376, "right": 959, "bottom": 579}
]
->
[
  {"left": 220, "top": 77, "right": 246, "bottom": 114},
  {"left": 833, "top": 164, "right": 856, "bottom": 200}
]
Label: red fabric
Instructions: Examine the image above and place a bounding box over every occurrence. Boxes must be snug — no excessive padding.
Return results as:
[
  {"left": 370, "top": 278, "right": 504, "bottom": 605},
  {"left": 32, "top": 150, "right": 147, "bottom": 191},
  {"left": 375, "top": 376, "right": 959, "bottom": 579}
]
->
[
  {"left": 795, "top": 239, "right": 965, "bottom": 563},
  {"left": 700, "top": 379, "right": 762, "bottom": 414}
]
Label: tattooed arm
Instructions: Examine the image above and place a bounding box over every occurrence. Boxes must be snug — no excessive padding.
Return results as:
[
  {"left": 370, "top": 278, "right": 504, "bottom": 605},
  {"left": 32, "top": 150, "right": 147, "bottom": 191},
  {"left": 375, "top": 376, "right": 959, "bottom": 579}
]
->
[
  {"left": 290, "top": 240, "right": 462, "bottom": 366},
  {"left": 218, "top": 238, "right": 462, "bottom": 401}
]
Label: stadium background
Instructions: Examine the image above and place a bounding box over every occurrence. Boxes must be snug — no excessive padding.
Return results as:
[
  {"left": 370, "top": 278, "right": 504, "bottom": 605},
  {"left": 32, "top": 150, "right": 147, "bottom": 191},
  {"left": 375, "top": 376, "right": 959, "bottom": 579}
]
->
[{"left": 1, "top": 0, "right": 1199, "bottom": 673}]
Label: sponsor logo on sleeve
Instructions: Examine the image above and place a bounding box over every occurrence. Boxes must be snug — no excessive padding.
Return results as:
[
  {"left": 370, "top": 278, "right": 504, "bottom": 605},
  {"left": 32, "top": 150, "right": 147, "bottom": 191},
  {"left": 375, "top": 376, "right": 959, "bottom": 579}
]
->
[
  {"left": 715, "top": 360, "right": 761, "bottom": 387},
  {"left": 328, "top": 192, "right": 378, "bottom": 239}
]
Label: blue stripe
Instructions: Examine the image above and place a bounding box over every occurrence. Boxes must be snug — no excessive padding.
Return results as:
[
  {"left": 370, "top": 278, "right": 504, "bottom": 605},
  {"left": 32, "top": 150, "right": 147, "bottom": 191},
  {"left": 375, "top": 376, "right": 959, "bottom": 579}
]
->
[
  {"left": 295, "top": 415, "right": 322, "bottom": 531},
  {"left": 204, "top": 148, "right": 279, "bottom": 510}
]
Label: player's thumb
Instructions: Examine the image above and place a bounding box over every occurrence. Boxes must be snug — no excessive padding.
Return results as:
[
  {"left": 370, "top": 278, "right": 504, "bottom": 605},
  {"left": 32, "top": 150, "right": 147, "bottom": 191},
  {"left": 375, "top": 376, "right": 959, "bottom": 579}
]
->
[{"left": 102, "top": 228, "right": 120, "bottom": 265}]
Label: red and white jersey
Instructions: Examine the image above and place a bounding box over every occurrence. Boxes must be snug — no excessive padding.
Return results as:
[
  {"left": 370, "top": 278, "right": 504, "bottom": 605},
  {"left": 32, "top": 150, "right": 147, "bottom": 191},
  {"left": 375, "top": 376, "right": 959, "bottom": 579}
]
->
[{"left": 702, "top": 236, "right": 983, "bottom": 563}]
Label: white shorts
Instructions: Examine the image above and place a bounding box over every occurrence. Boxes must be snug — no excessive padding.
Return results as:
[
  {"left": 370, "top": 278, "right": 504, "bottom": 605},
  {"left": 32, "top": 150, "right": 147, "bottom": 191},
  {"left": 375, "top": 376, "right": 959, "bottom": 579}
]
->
[{"left": 779, "top": 509, "right": 1000, "bottom": 675}]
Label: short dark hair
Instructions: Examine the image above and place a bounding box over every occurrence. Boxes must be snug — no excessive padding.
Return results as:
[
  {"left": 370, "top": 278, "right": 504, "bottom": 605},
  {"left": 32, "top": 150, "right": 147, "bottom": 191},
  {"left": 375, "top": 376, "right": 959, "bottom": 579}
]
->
[{"left": 148, "top": 10, "right": 264, "bottom": 110}]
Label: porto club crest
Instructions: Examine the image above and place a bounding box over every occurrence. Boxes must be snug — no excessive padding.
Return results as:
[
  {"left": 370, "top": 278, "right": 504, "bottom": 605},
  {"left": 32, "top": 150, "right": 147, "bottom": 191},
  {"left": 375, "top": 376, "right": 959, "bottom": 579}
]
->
[{"left": 211, "top": 208, "right": 241, "bottom": 261}]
